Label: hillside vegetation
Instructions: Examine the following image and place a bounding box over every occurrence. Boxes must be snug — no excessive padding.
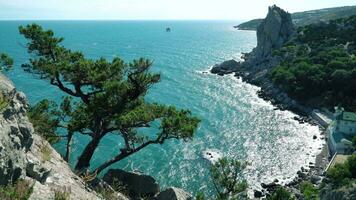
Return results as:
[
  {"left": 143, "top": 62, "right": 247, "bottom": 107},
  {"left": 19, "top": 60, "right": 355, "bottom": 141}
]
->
[
  {"left": 237, "top": 5, "right": 356, "bottom": 30},
  {"left": 269, "top": 15, "right": 356, "bottom": 111}
]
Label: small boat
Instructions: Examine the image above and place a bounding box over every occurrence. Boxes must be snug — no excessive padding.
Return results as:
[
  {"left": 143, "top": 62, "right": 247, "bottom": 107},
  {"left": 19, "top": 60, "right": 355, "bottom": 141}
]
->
[{"left": 166, "top": 27, "right": 171, "bottom": 32}]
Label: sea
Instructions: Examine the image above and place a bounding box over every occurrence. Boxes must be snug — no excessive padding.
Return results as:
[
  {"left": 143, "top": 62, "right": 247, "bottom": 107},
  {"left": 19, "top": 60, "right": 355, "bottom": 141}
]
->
[{"left": 0, "top": 20, "right": 324, "bottom": 196}]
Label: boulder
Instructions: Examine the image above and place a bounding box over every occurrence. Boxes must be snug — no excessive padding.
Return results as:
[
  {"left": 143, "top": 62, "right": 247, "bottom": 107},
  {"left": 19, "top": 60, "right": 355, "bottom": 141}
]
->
[
  {"left": 155, "top": 187, "right": 192, "bottom": 200},
  {"left": 261, "top": 182, "right": 278, "bottom": 189},
  {"left": 211, "top": 59, "right": 240, "bottom": 74},
  {"left": 297, "top": 170, "right": 307, "bottom": 179},
  {"left": 310, "top": 175, "right": 321, "bottom": 184},
  {"left": 103, "top": 169, "right": 160, "bottom": 198},
  {"left": 254, "top": 190, "right": 263, "bottom": 198}
]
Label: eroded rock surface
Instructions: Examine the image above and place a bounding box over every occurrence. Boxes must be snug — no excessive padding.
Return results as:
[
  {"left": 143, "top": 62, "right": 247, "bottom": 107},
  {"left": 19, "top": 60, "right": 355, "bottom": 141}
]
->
[{"left": 0, "top": 73, "right": 103, "bottom": 200}]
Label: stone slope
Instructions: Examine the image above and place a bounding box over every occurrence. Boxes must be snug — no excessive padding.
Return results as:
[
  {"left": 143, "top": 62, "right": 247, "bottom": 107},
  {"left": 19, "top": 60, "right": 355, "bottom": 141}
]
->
[{"left": 0, "top": 73, "right": 104, "bottom": 200}]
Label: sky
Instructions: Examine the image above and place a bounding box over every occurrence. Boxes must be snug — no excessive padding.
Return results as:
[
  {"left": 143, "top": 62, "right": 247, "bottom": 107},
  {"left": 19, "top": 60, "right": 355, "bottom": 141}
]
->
[{"left": 0, "top": 0, "right": 355, "bottom": 20}]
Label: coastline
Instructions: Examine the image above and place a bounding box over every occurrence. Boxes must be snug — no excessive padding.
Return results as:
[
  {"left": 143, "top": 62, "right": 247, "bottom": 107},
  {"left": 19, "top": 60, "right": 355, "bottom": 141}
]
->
[{"left": 211, "top": 64, "right": 330, "bottom": 198}]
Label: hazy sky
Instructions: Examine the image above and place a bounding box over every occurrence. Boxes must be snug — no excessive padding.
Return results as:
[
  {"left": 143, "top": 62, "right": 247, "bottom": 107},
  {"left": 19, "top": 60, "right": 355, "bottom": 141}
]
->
[{"left": 0, "top": 0, "right": 355, "bottom": 20}]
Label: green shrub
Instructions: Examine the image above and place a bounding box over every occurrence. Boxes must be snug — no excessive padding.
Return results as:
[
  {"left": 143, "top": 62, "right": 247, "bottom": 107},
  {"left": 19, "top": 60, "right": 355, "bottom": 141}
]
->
[
  {"left": 327, "top": 155, "right": 356, "bottom": 187},
  {"left": 267, "top": 187, "right": 294, "bottom": 200},
  {"left": 0, "top": 179, "right": 33, "bottom": 200},
  {"left": 27, "top": 100, "right": 60, "bottom": 144},
  {"left": 300, "top": 181, "right": 319, "bottom": 200},
  {"left": 269, "top": 15, "right": 356, "bottom": 111}
]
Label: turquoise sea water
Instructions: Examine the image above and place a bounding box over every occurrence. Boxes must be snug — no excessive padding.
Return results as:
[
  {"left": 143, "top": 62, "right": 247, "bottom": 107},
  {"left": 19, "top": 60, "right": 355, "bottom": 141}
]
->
[{"left": 0, "top": 21, "right": 323, "bottom": 196}]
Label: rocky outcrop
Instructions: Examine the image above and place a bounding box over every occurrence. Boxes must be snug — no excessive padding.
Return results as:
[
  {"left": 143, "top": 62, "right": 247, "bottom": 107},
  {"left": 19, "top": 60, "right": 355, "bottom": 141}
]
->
[
  {"left": 103, "top": 169, "right": 160, "bottom": 199},
  {"left": 211, "top": 5, "right": 295, "bottom": 76},
  {"left": 0, "top": 73, "right": 32, "bottom": 186},
  {"left": 210, "top": 59, "right": 240, "bottom": 75},
  {"left": 255, "top": 5, "right": 295, "bottom": 59},
  {"left": 155, "top": 187, "right": 192, "bottom": 200},
  {"left": 0, "top": 73, "right": 103, "bottom": 200}
]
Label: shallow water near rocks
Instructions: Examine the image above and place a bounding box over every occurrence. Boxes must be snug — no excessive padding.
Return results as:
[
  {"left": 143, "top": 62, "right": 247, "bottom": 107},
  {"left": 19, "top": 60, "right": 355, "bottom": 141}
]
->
[{"left": 0, "top": 20, "right": 323, "bottom": 196}]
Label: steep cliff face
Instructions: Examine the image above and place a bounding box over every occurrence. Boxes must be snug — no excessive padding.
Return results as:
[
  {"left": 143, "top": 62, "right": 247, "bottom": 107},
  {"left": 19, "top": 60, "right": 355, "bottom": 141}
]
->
[
  {"left": 0, "top": 74, "right": 104, "bottom": 200},
  {"left": 211, "top": 5, "right": 295, "bottom": 75},
  {"left": 255, "top": 5, "right": 295, "bottom": 59}
]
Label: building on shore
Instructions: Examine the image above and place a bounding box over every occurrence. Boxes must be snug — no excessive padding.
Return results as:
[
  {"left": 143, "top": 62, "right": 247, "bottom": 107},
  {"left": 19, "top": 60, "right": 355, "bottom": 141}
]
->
[{"left": 328, "top": 106, "right": 356, "bottom": 156}]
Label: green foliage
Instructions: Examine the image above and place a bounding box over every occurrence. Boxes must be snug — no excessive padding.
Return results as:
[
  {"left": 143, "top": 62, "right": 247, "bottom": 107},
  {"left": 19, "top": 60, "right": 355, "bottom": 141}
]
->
[
  {"left": 270, "top": 15, "right": 356, "bottom": 111},
  {"left": 195, "top": 192, "right": 205, "bottom": 200},
  {"left": 352, "top": 136, "right": 356, "bottom": 147},
  {"left": 266, "top": 187, "right": 294, "bottom": 200},
  {"left": 0, "top": 53, "right": 13, "bottom": 71},
  {"left": 0, "top": 179, "right": 33, "bottom": 200},
  {"left": 27, "top": 100, "right": 60, "bottom": 144},
  {"left": 210, "top": 158, "right": 248, "bottom": 200},
  {"left": 300, "top": 181, "right": 319, "bottom": 200},
  {"left": 19, "top": 24, "right": 200, "bottom": 173},
  {"left": 327, "top": 154, "right": 356, "bottom": 187}
]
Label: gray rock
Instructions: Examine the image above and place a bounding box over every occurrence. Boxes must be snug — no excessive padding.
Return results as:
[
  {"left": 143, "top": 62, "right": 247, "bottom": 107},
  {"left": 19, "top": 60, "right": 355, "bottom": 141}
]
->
[
  {"left": 103, "top": 169, "right": 160, "bottom": 198},
  {"left": 254, "top": 190, "right": 263, "bottom": 198},
  {"left": 211, "top": 59, "right": 240, "bottom": 74},
  {"left": 0, "top": 73, "right": 105, "bottom": 200},
  {"left": 310, "top": 175, "right": 321, "bottom": 184},
  {"left": 256, "top": 5, "right": 295, "bottom": 59},
  {"left": 297, "top": 170, "right": 307, "bottom": 179},
  {"left": 156, "top": 187, "right": 192, "bottom": 200}
]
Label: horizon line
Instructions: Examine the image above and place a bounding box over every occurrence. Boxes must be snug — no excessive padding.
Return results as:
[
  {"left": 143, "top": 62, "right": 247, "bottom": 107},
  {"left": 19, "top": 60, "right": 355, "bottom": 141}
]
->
[{"left": 0, "top": 18, "right": 246, "bottom": 21}]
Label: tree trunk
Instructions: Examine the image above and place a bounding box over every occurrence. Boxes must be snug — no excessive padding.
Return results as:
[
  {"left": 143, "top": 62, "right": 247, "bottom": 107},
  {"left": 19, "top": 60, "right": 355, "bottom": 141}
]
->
[
  {"left": 95, "top": 152, "right": 130, "bottom": 175},
  {"left": 64, "top": 131, "right": 73, "bottom": 162},
  {"left": 75, "top": 135, "right": 103, "bottom": 172},
  {"left": 94, "top": 140, "right": 156, "bottom": 174}
]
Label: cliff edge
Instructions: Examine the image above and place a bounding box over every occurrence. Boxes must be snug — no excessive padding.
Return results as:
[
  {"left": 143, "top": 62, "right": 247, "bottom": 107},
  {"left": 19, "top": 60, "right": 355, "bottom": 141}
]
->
[{"left": 0, "top": 73, "right": 104, "bottom": 200}]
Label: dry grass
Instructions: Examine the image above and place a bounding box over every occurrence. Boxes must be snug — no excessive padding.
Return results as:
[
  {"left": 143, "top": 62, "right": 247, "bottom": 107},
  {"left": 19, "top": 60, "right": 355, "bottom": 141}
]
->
[
  {"left": 40, "top": 143, "right": 52, "bottom": 162},
  {"left": 0, "top": 93, "right": 9, "bottom": 112},
  {"left": 0, "top": 179, "right": 34, "bottom": 200},
  {"left": 53, "top": 186, "right": 71, "bottom": 200}
]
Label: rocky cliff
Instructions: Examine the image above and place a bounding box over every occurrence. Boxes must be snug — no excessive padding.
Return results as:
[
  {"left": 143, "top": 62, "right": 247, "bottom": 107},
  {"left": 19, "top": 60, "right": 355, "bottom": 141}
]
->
[
  {"left": 211, "top": 5, "right": 295, "bottom": 75},
  {"left": 0, "top": 73, "right": 104, "bottom": 200},
  {"left": 210, "top": 6, "right": 308, "bottom": 114},
  {"left": 255, "top": 5, "right": 295, "bottom": 59},
  {"left": 0, "top": 73, "right": 194, "bottom": 200}
]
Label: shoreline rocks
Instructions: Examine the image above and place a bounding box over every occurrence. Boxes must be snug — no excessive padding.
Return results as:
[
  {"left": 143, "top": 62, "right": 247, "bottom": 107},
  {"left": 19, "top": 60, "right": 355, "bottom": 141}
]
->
[
  {"left": 103, "top": 169, "right": 193, "bottom": 200},
  {"left": 210, "top": 59, "right": 240, "bottom": 75},
  {"left": 103, "top": 169, "right": 160, "bottom": 199}
]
